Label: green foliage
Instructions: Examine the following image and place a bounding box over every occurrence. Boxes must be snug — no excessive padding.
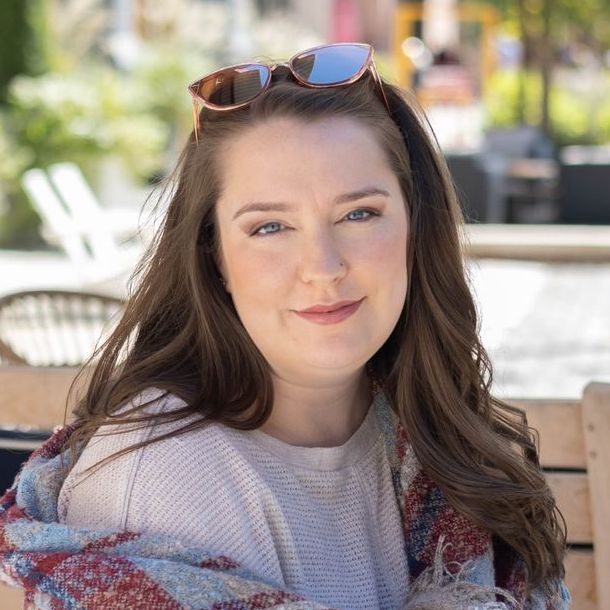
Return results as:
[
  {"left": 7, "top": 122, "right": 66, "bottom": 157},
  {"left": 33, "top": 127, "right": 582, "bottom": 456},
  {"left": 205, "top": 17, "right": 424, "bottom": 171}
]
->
[
  {"left": 472, "top": 0, "right": 610, "bottom": 47},
  {"left": 5, "top": 62, "right": 170, "bottom": 179},
  {"left": 0, "top": 56, "right": 181, "bottom": 248},
  {"left": 0, "top": 41, "right": 213, "bottom": 185},
  {"left": 483, "top": 69, "right": 610, "bottom": 146},
  {"left": 0, "top": 0, "right": 50, "bottom": 104},
  {"left": 129, "top": 44, "right": 214, "bottom": 142},
  {"left": 0, "top": 114, "right": 39, "bottom": 248}
]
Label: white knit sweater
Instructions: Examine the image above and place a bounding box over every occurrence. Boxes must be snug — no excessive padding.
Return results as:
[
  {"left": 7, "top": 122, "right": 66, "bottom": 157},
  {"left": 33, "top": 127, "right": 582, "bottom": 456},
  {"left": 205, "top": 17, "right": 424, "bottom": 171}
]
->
[{"left": 57, "top": 387, "right": 411, "bottom": 610}]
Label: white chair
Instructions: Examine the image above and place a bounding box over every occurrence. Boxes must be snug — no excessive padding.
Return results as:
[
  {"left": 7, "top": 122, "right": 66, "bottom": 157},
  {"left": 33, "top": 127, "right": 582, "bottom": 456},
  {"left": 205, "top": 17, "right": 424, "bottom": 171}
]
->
[
  {"left": 20, "top": 168, "right": 92, "bottom": 270},
  {"left": 21, "top": 165, "right": 147, "bottom": 296},
  {"left": 46, "top": 162, "right": 147, "bottom": 253}
]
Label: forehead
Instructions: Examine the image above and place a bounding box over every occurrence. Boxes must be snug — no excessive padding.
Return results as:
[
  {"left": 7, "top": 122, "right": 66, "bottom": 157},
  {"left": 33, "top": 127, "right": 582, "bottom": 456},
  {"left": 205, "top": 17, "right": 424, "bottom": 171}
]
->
[{"left": 216, "top": 116, "right": 397, "bottom": 207}]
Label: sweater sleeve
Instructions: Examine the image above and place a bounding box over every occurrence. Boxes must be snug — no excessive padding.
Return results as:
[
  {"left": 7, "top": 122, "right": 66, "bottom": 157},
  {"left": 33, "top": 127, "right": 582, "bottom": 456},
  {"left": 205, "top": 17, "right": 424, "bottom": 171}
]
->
[
  {"left": 57, "top": 388, "right": 190, "bottom": 531},
  {"left": 56, "top": 393, "right": 288, "bottom": 587}
]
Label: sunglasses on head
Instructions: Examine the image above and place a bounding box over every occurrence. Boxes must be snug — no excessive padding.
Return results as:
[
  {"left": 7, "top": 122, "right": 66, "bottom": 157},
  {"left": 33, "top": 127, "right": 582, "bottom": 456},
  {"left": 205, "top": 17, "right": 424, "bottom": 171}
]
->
[{"left": 187, "top": 42, "right": 391, "bottom": 144}]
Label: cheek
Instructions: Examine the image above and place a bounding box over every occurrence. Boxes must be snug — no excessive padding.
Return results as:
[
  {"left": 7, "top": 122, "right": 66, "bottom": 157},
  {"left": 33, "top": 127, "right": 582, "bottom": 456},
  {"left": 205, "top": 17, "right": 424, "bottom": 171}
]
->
[
  {"left": 365, "top": 218, "right": 409, "bottom": 317},
  {"left": 225, "top": 242, "right": 292, "bottom": 299},
  {"left": 356, "top": 217, "right": 408, "bottom": 281},
  {"left": 360, "top": 228, "right": 406, "bottom": 267}
]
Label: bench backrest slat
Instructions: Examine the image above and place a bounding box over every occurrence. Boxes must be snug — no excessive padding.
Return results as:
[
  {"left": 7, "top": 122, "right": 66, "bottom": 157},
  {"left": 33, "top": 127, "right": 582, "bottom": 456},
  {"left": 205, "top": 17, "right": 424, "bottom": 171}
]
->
[
  {"left": 583, "top": 383, "right": 610, "bottom": 610},
  {"left": 508, "top": 398, "right": 585, "bottom": 468},
  {"left": 0, "top": 366, "right": 84, "bottom": 429},
  {"left": 565, "top": 549, "right": 597, "bottom": 610},
  {"left": 546, "top": 472, "right": 592, "bottom": 543}
]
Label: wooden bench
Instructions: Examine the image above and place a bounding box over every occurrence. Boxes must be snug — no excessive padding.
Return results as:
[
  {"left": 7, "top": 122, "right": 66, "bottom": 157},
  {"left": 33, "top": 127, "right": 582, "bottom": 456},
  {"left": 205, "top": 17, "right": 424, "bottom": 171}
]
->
[
  {"left": 0, "top": 366, "right": 84, "bottom": 429},
  {"left": 0, "top": 367, "right": 608, "bottom": 609},
  {"left": 510, "top": 382, "right": 610, "bottom": 610}
]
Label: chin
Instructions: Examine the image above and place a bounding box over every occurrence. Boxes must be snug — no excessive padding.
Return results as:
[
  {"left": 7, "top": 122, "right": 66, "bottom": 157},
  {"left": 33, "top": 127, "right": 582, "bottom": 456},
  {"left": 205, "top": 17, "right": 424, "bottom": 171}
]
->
[{"left": 295, "top": 344, "right": 373, "bottom": 372}]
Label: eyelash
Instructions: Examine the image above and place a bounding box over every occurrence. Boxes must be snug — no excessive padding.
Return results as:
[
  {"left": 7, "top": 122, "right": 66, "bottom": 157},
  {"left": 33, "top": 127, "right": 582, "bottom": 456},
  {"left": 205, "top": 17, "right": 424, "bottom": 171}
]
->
[{"left": 249, "top": 208, "right": 381, "bottom": 237}]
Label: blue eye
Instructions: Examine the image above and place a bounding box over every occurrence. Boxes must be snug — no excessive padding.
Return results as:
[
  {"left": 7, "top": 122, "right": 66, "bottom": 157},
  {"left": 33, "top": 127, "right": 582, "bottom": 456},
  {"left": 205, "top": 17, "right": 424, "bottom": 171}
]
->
[
  {"left": 345, "top": 209, "right": 374, "bottom": 221},
  {"left": 252, "top": 221, "right": 284, "bottom": 236}
]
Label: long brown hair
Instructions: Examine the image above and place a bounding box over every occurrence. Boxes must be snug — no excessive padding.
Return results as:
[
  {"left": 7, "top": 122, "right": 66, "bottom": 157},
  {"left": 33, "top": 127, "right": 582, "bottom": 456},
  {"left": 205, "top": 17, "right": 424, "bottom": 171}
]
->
[{"left": 60, "top": 70, "right": 567, "bottom": 596}]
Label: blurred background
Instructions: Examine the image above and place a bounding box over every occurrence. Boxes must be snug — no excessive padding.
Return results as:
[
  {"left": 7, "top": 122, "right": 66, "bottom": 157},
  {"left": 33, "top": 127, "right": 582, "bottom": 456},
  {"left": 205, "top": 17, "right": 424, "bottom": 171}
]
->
[
  {"left": 0, "top": 0, "right": 608, "bottom": 399},
  {"left": 0, "top": 5, "right": 609, "bottom": 609}
]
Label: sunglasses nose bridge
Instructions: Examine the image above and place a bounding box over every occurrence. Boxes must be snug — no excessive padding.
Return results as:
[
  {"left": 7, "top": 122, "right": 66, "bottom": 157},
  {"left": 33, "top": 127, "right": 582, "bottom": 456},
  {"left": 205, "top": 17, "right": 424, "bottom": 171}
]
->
[{"left": 269, "top": 60, "right": 290, "bottom": 73}]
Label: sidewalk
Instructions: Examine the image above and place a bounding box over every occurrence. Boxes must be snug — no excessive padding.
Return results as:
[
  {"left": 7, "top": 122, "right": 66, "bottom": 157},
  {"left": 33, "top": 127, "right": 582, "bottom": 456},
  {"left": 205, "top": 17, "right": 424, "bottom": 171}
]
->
[
  {"left": 468, "top": 258, "right": 610, "bottom": 398},
  {"left": 1, "top": 248, "right": 609, "bottom": 399}
]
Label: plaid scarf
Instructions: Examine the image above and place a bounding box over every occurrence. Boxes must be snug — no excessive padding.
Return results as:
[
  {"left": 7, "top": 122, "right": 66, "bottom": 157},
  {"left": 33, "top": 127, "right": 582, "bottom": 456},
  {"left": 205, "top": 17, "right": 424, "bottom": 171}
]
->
[{"left": 0, "top": 394, "right": 571, "bottom": 610}]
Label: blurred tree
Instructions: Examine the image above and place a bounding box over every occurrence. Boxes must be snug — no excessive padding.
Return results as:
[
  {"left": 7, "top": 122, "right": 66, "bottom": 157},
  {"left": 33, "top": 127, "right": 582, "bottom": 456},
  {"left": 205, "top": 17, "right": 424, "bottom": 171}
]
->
[
  {"left": 485, "top": 68, "right": 610, "bottom": 145},
  {"left": 0, "top": 0, "right": 51, "bottom": 104},
  {"left": 46, "top": 0, "right": 111, "bottom": 70},
  {"left": 471, "top": 0, "right": 610, "bottom": 136}
]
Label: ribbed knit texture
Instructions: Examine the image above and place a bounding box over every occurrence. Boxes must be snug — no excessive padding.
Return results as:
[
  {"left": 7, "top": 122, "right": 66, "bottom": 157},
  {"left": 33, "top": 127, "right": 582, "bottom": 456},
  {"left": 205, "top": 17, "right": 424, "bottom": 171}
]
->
[{"left": 57, "top": 387, "right": 411, "bottom": 610}]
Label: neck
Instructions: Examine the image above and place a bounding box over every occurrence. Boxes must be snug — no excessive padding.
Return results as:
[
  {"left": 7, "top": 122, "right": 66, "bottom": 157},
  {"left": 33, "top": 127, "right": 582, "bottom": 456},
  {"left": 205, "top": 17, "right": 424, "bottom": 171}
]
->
[{"left": 258, "top": 367, "right": 373, "bottom": 447}]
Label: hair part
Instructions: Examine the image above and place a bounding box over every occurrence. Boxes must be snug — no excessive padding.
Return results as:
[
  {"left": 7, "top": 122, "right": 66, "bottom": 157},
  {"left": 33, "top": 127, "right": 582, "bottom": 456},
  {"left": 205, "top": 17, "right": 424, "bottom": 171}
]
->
[{"left": 60, "top": 71, "right": 567, "bottom": 597}]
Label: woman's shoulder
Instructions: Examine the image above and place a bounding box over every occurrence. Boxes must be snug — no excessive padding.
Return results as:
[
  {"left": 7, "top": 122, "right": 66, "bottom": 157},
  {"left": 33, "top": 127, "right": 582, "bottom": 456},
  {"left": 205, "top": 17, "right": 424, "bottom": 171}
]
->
[
  {"left": 111, "top": 385, "right": 188, "bottom": 418},
  {"left": 57, "top": 388, "right": 198, "bottom": 523},
  {"left": 57, "top": 387, "right": 257, "bottom": 531},
  {"left": 65, "top": 386, "right": 211, "bottom": 470}
]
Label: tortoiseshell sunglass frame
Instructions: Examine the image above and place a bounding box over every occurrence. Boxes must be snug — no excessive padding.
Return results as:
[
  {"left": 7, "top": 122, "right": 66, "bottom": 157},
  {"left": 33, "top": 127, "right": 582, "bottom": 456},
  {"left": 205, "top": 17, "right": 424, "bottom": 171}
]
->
[{"left": 187, "top": 42, "right": 391, "bottom": 145}]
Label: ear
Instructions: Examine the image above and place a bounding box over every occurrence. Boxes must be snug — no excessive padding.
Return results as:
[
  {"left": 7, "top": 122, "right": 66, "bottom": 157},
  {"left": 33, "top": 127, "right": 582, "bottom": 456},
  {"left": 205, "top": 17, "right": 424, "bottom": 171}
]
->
[
  {"left": 215, "top": 258, "right": 230, "bottom": 293},
  {"left": 210, "top": 218, "right": 231, "bottom": 292}
]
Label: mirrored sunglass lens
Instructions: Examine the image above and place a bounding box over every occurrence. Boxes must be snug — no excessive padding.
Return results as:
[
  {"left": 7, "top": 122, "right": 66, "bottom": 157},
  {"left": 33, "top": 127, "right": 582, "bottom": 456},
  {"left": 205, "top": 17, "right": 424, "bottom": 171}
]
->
[
  {"left": 199, "top": 65, "right": 268, "bottom": 106},
  {"left": 292, "top": 45, "right": 369, "bottom": 85}
]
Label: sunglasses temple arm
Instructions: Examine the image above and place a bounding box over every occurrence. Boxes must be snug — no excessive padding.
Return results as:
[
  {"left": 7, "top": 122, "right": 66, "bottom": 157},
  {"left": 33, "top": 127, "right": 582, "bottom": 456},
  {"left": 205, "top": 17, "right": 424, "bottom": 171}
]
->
[
  {"left": 369, "top": 62, "right": 391, "bottom": 116},
  {"left": 191, "top": 97, "right": 201, "bottom": 146}
]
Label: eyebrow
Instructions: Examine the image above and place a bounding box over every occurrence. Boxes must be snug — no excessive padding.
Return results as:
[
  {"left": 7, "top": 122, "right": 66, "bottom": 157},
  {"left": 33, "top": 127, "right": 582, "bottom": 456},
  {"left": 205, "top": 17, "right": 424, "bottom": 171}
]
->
[{"left": 231, "top": 186, "right": 391, "bottom": 221}]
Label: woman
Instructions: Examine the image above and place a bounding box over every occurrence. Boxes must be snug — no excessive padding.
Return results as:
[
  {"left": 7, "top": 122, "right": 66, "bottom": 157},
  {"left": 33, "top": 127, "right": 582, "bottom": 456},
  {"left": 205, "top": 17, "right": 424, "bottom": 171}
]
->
[{"left": 0, "top": 43, "right": 570, "bottom": 610}]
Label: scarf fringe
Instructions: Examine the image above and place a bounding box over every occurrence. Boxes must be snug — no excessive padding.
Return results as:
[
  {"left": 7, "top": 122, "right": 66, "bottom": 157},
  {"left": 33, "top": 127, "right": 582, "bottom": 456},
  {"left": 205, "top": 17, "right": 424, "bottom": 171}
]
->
[{"left": 403, "top": 535, "right": 519, "bottom": 610}]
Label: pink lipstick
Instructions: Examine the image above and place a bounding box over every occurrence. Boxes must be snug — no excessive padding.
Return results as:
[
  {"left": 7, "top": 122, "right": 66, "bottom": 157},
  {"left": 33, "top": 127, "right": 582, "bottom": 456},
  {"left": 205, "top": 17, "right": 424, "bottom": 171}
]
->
[{"left": 295, "top": 299, "right": 364, "bottom": 325}]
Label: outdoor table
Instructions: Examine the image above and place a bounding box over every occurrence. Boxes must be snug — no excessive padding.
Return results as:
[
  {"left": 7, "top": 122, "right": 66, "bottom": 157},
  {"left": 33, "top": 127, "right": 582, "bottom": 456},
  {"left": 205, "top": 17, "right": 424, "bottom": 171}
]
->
[
  {"left": 505, "top": 158, "right": 559, "bottom": 180},
  {"left": 503, "top": 158, "right": 560, "bottom": 222}
]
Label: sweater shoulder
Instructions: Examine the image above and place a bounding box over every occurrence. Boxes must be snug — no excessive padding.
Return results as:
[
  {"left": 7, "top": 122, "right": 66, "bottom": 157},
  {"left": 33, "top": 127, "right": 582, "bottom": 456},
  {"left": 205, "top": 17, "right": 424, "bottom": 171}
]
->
[{"left": 57, "top": 386, "right": 207, "bottom": 528}]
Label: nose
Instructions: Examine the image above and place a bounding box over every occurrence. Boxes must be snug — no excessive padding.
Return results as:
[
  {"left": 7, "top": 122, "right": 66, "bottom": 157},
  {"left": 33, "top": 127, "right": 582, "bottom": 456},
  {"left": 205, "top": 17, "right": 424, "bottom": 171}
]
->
[{"left": 298, "top": 229, "right": 347, "bottom": 285}]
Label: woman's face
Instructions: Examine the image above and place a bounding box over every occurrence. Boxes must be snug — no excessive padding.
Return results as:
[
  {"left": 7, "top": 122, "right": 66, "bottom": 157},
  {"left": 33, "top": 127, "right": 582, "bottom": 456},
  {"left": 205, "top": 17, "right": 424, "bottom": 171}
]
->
[{"left": 214, "top": 115, "right": 409, "bottom": 383}]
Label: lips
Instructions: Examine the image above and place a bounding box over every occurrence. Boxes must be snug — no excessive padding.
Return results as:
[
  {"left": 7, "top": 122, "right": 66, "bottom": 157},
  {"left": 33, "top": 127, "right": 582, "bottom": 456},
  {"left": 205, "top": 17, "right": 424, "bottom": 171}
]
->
[
  {"left": 294, "top": 298, "right": 364, "bottom": 325},
  {"left": 298, "top": 299, "right": 362, "bottom": 314}
]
